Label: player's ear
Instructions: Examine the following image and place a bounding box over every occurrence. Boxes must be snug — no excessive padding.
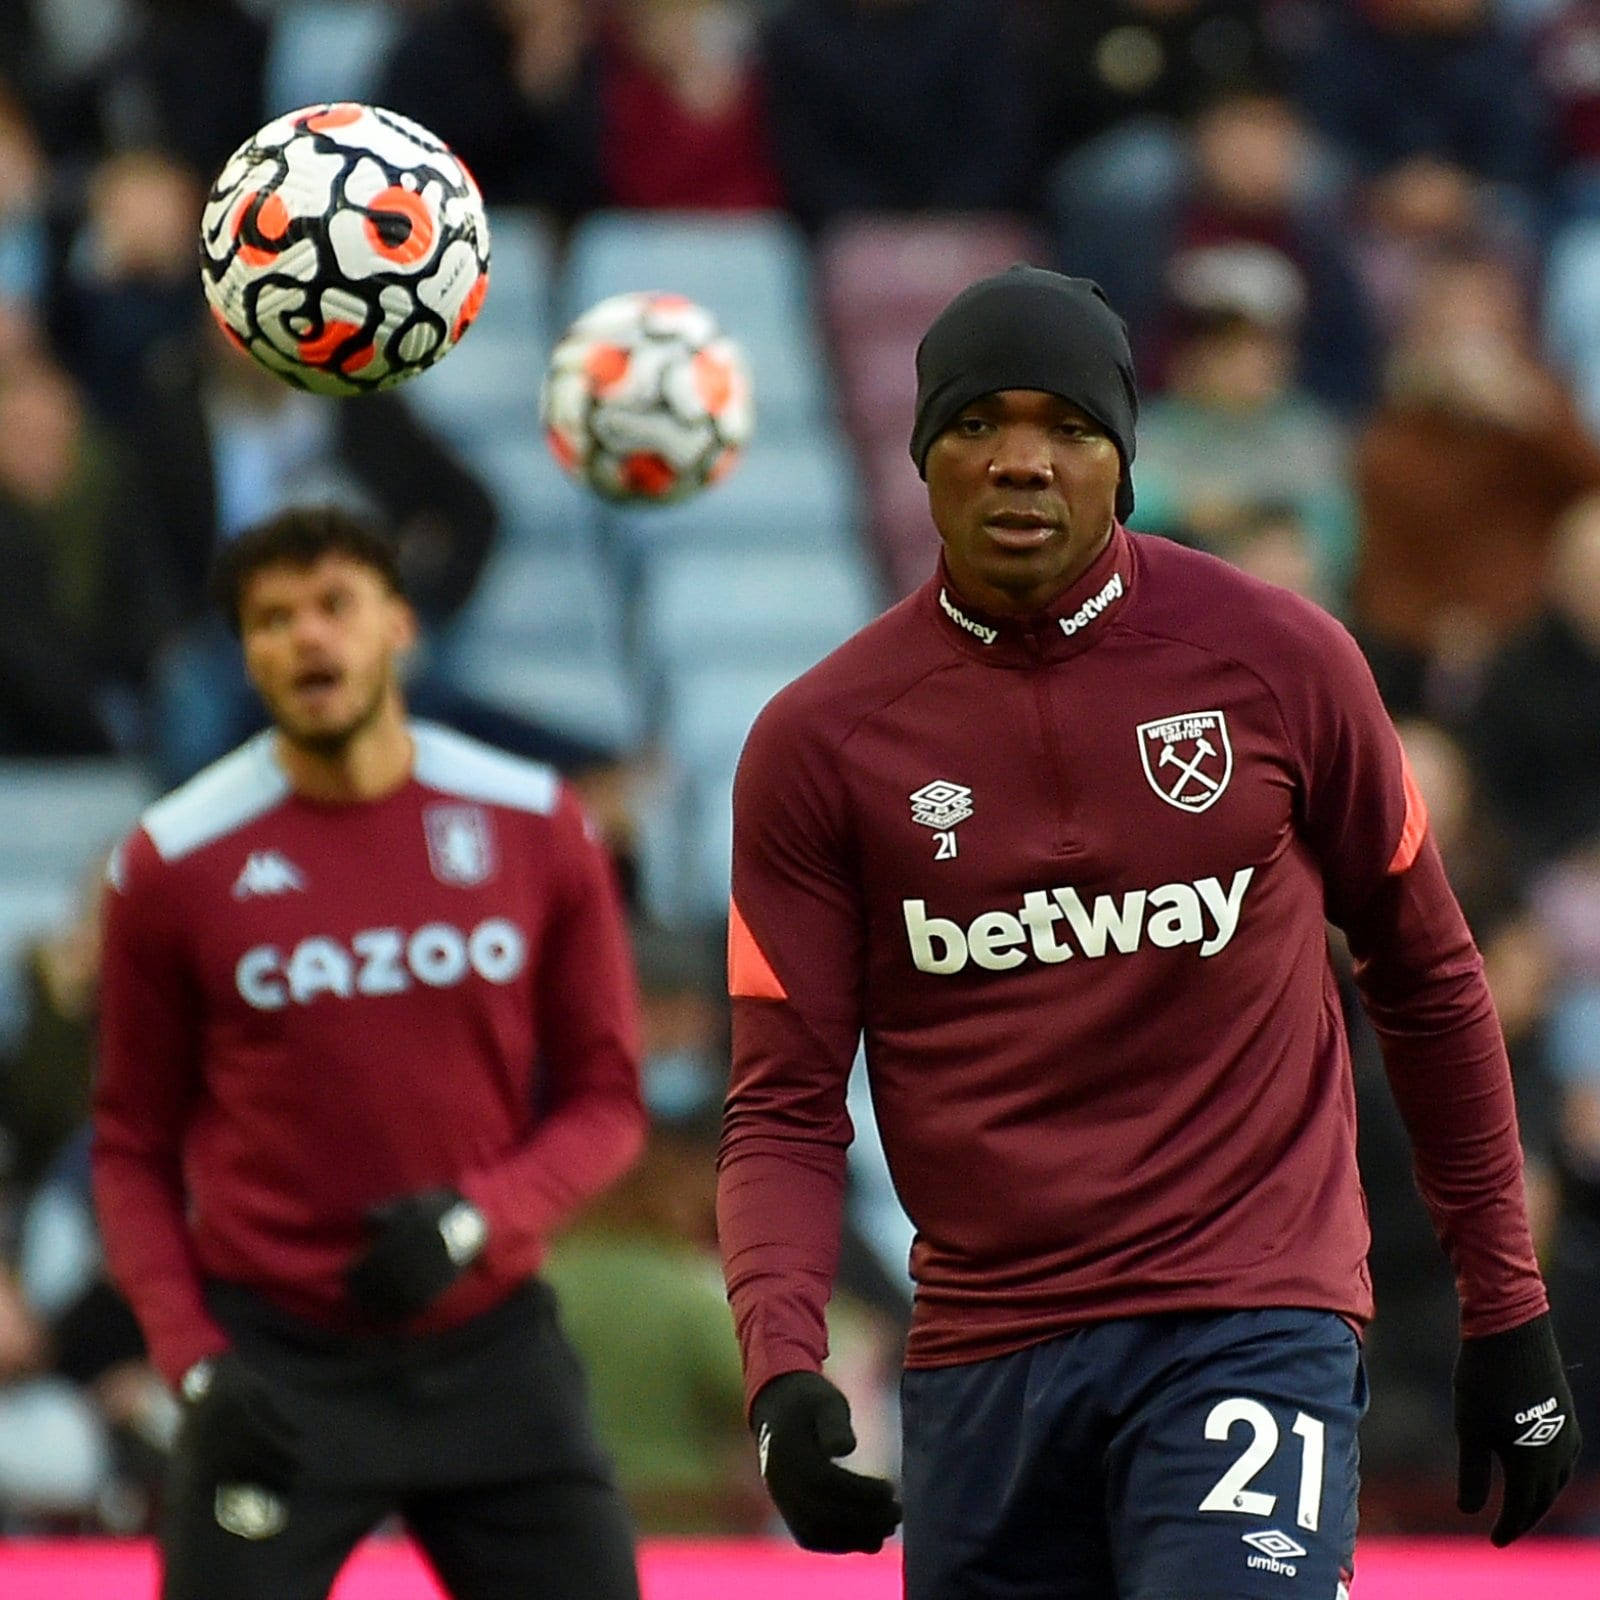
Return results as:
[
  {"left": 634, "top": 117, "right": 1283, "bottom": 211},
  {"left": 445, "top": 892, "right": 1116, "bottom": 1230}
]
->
[{"left": 388, "top": 593, "right": 420, "bottom": 654}]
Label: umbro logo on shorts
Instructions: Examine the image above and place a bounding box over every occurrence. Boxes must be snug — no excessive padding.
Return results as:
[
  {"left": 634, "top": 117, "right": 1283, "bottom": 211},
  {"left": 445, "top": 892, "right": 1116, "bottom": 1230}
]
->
[{"left": 1241, "top": 1528, "right": 1305, "bottom": 1576}]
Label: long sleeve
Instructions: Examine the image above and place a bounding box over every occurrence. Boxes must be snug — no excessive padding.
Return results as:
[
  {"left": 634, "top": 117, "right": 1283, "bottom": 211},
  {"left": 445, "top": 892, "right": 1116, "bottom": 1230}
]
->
[
  {"left": 717, "top": 690, "right": 864, "bottom": 1414},
  {"left": 91, "top": 832, "right": 229, "bottom": 1387},
  {"left": 1283, "top": 606, "right": 1547, "bottom": 1337},
  {"left": 1343, "top": 838, "right": 1546, "bottom": 1337},
  {"left": 457, "top": 792, "right": 645, "bottom": 1273}
]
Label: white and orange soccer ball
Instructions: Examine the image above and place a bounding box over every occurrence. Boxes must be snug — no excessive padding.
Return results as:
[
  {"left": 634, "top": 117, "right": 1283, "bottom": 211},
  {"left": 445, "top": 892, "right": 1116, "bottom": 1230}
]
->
[
  {"left": 199, "top": 102, "right": 490, "bottom": 396},
  {"left": 540, "top": 291, "right": 754, "bottom": 503}
]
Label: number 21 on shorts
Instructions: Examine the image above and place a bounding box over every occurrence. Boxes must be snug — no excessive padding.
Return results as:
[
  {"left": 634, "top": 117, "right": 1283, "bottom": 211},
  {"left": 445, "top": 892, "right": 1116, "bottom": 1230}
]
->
[{"left": 1197, "top": 1398, "right": 1326, "bottom": 1532}]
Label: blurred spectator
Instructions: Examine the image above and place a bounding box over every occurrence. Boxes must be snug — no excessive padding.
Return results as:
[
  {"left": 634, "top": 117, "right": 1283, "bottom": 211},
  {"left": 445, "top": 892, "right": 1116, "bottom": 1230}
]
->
[
  {"left": 0, "top": 81, "right": 50, "bottom": 311},
  {"left": 0, "top": 350, "right": 176, "bottom": 754},
  {"left": 0, "top": 865, "right": 174, "bottom": 1534},
  {"left": 600, "top": 0, "right": 782, "bottom": 209},
  {"left": 1208, "top": 501, "right": 1322, "bottom": 602},
  {"left": 48, "top": 147, "right": 204, "bottom": 423},
  {"left": 758, "top": 0, "right": 1033, "bottom": 234},
  {"left": 543, "top": 920, "right": 761, "bottom": 1534},
  {"left": 1130, "top": 243, "right": 1356, "bottom": 603},
  {"left": 1353, "top": 251, "right": 1600, "bottom": 721},
  {"left": 1350, "top": 153, "right": 1538, "bottom": 344},
  {"left": 377, "top": 0, "right": 606, "bottom": 218},
  {"left": 1014, "top": 0, "right": 1274, "bottom": 175},
  {"left": 1288, "top": 0, "right": 1550, "bottom": 197},
  {"left": 90, "top": 0, "right": 266, "bottom": 177},
  {"left": 1535, "top": 0, "right": 1600, "bottom": 216},
  {"left": 1052, "top": 85, "right": 1378, "bottom": 413},
  {"left": 1469, "top": 490, "right": 1600, "bottom": 870}
]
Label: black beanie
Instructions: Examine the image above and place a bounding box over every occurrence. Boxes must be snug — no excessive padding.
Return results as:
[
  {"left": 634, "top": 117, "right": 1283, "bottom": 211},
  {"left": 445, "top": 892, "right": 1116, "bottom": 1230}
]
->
[{"left": 909, "top": 265, "right": 1139, "bottom": 521}]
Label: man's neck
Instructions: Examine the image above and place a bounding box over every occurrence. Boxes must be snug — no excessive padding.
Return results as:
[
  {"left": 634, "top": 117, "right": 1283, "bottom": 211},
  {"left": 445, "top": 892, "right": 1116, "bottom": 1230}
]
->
[{"left": 274, "top": 708, "right": 414, "bottom": 803}]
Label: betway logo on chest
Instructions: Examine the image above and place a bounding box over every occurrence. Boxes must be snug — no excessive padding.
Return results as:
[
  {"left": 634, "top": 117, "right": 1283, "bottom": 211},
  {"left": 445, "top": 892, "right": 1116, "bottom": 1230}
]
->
[
  {"left": 904, "top": 868, "right": 1253, "bottom": 974},
  {"left": 237, "top": 918, "right": 527, "bottom": 1009}
]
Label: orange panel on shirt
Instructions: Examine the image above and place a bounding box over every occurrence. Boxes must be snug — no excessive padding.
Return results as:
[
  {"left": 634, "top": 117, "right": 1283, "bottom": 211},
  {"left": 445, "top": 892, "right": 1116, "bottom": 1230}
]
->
[
  {"left": 728, "top": 899, "right": 787, "bottom": 1000},
  {"left": 1387, "top": 744, "right": 1430, "bottom": 874}
]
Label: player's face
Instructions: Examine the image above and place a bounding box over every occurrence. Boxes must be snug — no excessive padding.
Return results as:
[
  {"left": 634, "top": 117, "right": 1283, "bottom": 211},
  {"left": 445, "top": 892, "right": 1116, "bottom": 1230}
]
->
[
  {"left": 925, "top": 389, "right": 1122, "bottom": 616},
  {"left": 239, "top": 555, "right": 416, "bottom": 753}
]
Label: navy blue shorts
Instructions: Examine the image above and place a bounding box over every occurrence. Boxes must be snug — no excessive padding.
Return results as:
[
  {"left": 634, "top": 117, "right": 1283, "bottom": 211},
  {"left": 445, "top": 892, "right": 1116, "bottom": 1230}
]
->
[{"left": 901, "top": 1308, "right": 1367, "bottom": 1600}]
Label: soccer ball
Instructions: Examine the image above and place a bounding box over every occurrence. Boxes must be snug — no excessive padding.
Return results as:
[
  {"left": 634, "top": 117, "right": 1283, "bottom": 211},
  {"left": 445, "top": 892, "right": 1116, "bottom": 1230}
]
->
[
  {"left": 199, "top": 102, "right": 490, "bottom": 396},
  {"left": 540, "top": 291, "right": 754, "bottom": 503}
]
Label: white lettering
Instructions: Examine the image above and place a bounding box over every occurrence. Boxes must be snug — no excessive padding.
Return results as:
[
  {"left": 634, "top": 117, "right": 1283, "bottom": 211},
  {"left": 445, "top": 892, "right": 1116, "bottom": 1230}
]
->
[
  {"left": 1058, "top": 572, "right": 1124, "bottom": 636},
  {"left": 237, "top": 947, "right": 286, "bottom": 1010},
  {"left": 967, "top": 910, "right": 1027, "bottom": 970},
  {"left": 1053, "top": 886, "right": 1146, "bottom": 957},
  {"left": 235, "top": 919, "right": 530, "bottom": 1007},
  {"left": 938, "top": 588, "right": 998, "bottom": 645},
  {"left": 1195, "top": 869, "right": 1254, "bottom": 957},
  {"left": 904, "top": 900, "right": 968, "bottom": 974},
  {"left": 1145, "top": 882, "right": 1203, "bottom": 949},
  {"left": 469, "top": 918, "right": 526, "bottom": 983},
  {"left": 286, "top": 937, "right": 353, "bottom": 1004},
  {"left": 1018, "top": 890, "right": 1072, "bottom": 963},
  {"left": 903, "top": 866, "right": 1254, "bottom": 975},
  {"left": 353, "top": 928, "right": 409, "bottom": 996},
  {"left": 1516, "top": 1398, "right": 1560, "bottom": 1425},
  {"left": 409, "top": 923, "right": 469, "bottom": 987}
]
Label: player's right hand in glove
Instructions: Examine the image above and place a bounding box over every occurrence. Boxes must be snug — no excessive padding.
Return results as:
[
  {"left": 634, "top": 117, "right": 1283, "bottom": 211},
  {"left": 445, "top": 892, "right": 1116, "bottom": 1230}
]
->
[
  {"left": 750, "top": 1370, "right": 902, "bottom": 1553},
  {"left": 178, "top": 1350, "right": 302, "bottom": 1492},
  {"left": 1454, "top": 1312, "right": 1581, "bottom": 1546}
]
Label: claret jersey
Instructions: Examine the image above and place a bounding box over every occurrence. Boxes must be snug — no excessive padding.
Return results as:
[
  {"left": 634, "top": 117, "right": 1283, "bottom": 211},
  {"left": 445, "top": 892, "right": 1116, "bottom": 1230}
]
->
[
  {"left": 718, "top": 526, "right": 1545, "bottom": 1408},
  {"left": 92, "top": 722, "right": 644, "bottom": 1386}
]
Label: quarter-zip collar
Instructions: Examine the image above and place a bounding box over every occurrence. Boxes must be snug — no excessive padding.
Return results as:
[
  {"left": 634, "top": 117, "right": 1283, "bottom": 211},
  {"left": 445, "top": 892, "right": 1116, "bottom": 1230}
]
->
[{"left": 927, "top": 523, "right": 1136, "bottom": 666}]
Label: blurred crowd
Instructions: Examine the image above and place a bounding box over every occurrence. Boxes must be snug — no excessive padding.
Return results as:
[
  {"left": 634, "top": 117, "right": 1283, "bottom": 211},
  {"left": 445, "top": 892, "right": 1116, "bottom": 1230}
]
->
[{"left": 2, "top": 0, "right": 1600, "bottom": 1546}]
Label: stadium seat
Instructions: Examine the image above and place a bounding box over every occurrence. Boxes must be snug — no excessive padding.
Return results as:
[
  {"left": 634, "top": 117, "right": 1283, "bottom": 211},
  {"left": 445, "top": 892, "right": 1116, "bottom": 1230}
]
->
[
  {"left": 0, "top": 760, "right": 155, "bottom": 880},
  {"left": 473, "top": 208, "right": 557, "bottom": 346},
  {"left": 638, "top": 546, "right": 882, "bottom": 679},
  {"left": 559, "top": 211, "right": 836, "bottom": 441},
  {"left": 262, "top": 1, "right": 402, "bottom": 115},
  {"left": 402, "top": 329, "right": 545, "bottom": 452},
  {"left": 656, "top": 660, "right": 808, "bottom": 783},
  {"left": 442, "top": 540, "right": 625, "bottom": 667},
  {"left": 457, "top": 434, "right": 603, "bottom": 550},
  {"left": 441, "top": 646, "right": 646, "bottom": 756},
  {"left": 601, "top": 438, "right": 864, "bottom": 569}
]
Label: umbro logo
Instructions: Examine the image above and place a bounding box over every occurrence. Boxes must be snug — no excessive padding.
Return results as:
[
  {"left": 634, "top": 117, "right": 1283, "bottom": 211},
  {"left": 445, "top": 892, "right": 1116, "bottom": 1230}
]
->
[
  {"left": 232, "top": 851, "right": 306, "bottom": 899},
  {"left": 1513, "top": 1397, "right": 1567, "bottom": 1446}
]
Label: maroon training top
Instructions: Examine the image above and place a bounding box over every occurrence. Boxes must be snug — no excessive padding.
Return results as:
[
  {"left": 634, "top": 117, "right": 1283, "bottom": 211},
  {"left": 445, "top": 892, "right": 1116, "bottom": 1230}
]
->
[
  {"left": 718, "top": 526, "right": 1546, "bottom": 1411},
  {"left": 92, "top": 722, "right": 644, "bottom": 1387}
]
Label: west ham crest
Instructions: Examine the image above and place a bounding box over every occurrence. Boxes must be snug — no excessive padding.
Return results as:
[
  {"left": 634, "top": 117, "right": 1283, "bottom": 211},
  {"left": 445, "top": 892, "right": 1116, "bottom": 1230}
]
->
[
  {"left": 1137, "top": 710, "right": 1233, "bottom": 813},
  {"left": 424, "top": 804, "right": 497, "bottom": 886}
]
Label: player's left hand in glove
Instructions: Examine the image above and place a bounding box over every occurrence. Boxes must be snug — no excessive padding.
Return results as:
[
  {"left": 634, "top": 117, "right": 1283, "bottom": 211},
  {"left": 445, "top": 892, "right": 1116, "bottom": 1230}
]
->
[
  {"left": 750, "top": 1370, "right": 902, "bottom": 1553},
  {"left": 345, "top": 1187, "right": 487, "bottom": 1322},
  {"left": 1454, "top": 1311, "right": 1582, "bottom": 1546}
]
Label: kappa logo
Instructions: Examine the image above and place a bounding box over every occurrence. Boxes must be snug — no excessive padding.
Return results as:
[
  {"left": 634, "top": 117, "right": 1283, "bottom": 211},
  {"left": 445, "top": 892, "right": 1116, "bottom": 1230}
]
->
[
  {"left": 910, "top": 780, "right": 974, "bottom": 831},
  {"left": 1513, "top": 1398, "right": 1567, "bottom": 1446},
  {"left": 425, "top": 803, "right": 496, "bottom": 886},
  {"left": 1242, "top": 1529, "right": 1305, "bottom": 1577},
  {"left": 231, "top": 850, "right": 305, "bottom": 899},
  {"left": 1138, "top": 710, "right": 1233, "bottom": 813}
]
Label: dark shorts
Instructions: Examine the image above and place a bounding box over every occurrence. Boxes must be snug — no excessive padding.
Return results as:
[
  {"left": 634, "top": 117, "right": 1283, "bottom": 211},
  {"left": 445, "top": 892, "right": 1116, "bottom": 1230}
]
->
[
  {"left": 901, "top": 1308, "right": 1367, "bottom": 1600},
  {"left": 161, "top": 1280, "right": 640, "bottom": 1600}
]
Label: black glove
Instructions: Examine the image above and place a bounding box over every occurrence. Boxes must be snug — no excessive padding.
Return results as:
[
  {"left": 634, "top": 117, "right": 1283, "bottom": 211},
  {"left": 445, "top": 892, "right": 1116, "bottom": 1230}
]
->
[
  {"left": 178, "top": 1350, "right": 301, "bottom": 1492},
  {"left": 751, "top": 1370, "right": 902, "bottom": 1553},
  {"left": 345, "top": 1187, "right": 488, "bottom": 1322},
  {"left": 1454, "top": 1312, "right": 1582, "bottom": 1545}
]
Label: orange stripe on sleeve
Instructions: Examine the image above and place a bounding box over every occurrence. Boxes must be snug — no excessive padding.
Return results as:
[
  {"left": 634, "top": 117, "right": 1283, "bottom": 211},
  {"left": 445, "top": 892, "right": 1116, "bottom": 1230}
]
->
[
  {"left": 728, "top": 899, "right": 787, "bottom": 1000},
  {"left": 1386, "top": 744, "right": 1430, "bottom": 875}
]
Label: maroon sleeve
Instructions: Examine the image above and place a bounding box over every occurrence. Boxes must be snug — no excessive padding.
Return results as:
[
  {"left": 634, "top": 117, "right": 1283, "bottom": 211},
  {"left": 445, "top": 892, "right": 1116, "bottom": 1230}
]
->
[
  {"left": 457, "top": 789, "right": 646, "bottom": 1273},
  {"left": 1281, "top": 606, "right": 1546, "bottom": 1337},
  {"left": 718, "top": 690, "right": 863, "bottom": 1414},
  {"left": 90, "top": 831, "right": 230, "bottom": 1388}
]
